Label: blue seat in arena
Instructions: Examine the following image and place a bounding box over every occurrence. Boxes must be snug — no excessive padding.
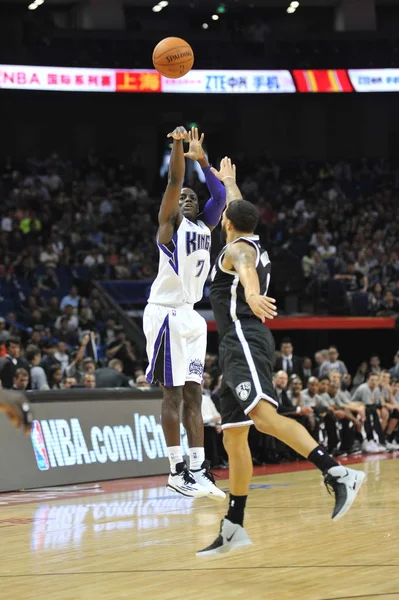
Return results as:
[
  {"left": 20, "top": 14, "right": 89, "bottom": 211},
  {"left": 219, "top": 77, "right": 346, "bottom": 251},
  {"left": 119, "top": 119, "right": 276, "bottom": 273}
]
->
[{"left": 351, "top": 292, "right": 369, "bottom": 316}]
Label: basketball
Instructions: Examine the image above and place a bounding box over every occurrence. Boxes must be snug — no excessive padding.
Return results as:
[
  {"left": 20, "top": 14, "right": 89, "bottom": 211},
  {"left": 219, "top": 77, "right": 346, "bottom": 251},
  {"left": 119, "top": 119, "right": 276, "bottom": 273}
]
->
[{"left": 152, "top": 37, "right": 194, "bottom": 79}]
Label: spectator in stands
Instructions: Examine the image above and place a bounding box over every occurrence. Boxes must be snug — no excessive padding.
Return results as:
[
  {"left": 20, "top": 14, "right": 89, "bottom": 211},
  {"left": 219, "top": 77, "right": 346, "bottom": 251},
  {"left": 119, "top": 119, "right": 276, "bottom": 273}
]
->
[
  {"left": 318, "top": 376, "right": 330, "bottom": 394},
  {"left": 45, "top": 296, "right": 61, "bottom": 325},
  {"left": 95, "top": 358, "right": 135, "bottom": 388},
  {"left": 40, "top": 343, "right": 61, "bottom": 376},
  {"left": 60, "top": 286, "right": 80, "bottom": 310},
  {"left": 319, "top": 346, "right": 348, "bottom": 378},
  {"left": 62, "top": 376, "right": 78, "bottom": 389},
  {"left": 55, "top": 305, "right": 79, "bottom": 331},
  {"left": 352, "top": 361, "right": 368, "bottom": 390},
  {"left": 390, "top": 351, "right": 399, "bottom": 380},
  {"left": 377, "top": 291, "right": 399, "bottom": 315},
  {"left": 369, "top": 355, "right": 382, "bottom": 376},
  {"left": 135, "top": 374, "right": 151, "bottom": 390},
  {"left": 302, "top": 377, "right": 322, "bottom": 407},
  {"left": 0, "top": 337, "right": 24, "bottom": 389},
  {"left": 334, "top": 261, "right": 368, "bottom": 294},
  {"left": 201, "top": 387, "right": 223, "bottom": 468},
  {"left": 37, "top": 266, "right": 60, "bottom": 291},
  {"left": 302, "top": 357, "right": 313, "bottom": 385},
  {"left": 106, "top": 328, "right": 140, "bottom": 377},
  {"left": 26, "top": 344, "right": 49, "bottom": 390},
  {"left": 318, "top": 381, "right": 359, "bottom": 456},
  {"left": 351, "top": 373, "right": 386, "bottom": 453},
  {"left": 66, "top": 333, "right": 94, "bottom": 383},
  {"left": 12, "top": 368, "right": 30, "bottom": 391},
  {"left": 275, "top": 338, "right": 304, "bottom": 381},
  {"left": 54, "top": 341, "right": 69, "bottom": 375},
  {"left": 368, "top": 282, "right": 384, "bottom": 315},
  {"left": 48, "top": 365, "right": 63, "bottom": 390},
  {"left": 83, "top": 373, "right": 96, "bottom": 389},
  {"left": 204, "top": 354, "right": 220, "bottom": 389},
  {"left": 0, "top": 317, "right": 9, "bottom": 343},
  {"left": 39, "top": 242, "right": 59, "bottom": 267},
  {"left": 54, "top": 315, "right": 78, "bottom": 346}
]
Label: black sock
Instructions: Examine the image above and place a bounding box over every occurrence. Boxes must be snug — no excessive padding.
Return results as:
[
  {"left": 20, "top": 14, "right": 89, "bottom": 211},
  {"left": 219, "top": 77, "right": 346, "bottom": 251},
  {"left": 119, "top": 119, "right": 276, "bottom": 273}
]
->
[
  {"left": 308, "top": 445, "right": 339, "bottom": 474},
  {"left": 226, "top": 494, "right": 247, "bottom": 526}
]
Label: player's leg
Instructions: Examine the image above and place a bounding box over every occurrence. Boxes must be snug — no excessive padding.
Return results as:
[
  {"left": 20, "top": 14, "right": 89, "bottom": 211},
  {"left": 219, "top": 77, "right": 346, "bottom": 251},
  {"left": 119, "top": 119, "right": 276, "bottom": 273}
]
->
[
  {"left": 235, "top": 321, "right": 365, "bottom": 521},
  {"left": 143, "top": 304, "right": 207, "bottom": 498},
  {"left": 184, "top": 311, "right": 225, "bottom": 500},
  {"left": 197, "top": 375, "right": 253, "bottom": 557}
]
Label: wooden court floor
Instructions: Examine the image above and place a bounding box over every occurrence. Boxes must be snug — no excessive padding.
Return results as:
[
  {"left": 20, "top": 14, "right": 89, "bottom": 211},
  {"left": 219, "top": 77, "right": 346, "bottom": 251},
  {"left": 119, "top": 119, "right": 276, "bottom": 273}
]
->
[{"left": 0, "top": 456, "right": 398, "bottom": 600}]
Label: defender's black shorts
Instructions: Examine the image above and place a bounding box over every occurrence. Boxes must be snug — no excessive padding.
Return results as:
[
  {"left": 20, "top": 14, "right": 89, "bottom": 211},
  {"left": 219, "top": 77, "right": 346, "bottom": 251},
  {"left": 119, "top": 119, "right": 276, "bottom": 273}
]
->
[{"left": 218, "top": 319, "right": 278, "bottom": 429}]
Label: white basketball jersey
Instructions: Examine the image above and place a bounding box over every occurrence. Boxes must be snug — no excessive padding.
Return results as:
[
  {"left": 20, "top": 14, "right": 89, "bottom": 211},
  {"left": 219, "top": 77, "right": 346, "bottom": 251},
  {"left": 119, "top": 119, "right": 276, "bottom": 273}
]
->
[{"left": 148, "top": 217, "right": 211, "bottom": 307}]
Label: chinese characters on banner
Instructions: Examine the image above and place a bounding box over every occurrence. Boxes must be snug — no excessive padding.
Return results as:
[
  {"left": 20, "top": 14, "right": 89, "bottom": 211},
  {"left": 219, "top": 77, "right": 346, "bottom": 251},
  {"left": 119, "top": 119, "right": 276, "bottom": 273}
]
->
[{"left": 1, "top": 65, "right": 399, "bottom": 94}]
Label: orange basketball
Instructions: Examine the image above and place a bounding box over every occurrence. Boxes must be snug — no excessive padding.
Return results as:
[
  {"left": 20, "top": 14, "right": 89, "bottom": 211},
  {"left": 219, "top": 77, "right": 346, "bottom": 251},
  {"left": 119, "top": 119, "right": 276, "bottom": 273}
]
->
[{"left": 152, "top": 37, "right": 194, "bottom": 79}]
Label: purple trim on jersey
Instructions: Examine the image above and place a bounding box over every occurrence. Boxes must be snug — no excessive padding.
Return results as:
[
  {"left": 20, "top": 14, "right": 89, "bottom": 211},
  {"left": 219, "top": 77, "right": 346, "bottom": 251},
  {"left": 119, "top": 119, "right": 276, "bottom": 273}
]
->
[
  {"left": 157, "top": 242, "right": 174, "bottom": 259},
  {"left": 201, "top": 165, "right": 226, "bottom": 227},
  {"left": 170, "top": 232, "right": 179, "bottom": 275},
  {"left": 164, "top": 316, "right": 173, "bottom": 387},
  {"left": 146, "top": 315, "right": 169, "bottom": 384},
  {"left": 157, "top": 234, "right": 179, "bottom": 275}
]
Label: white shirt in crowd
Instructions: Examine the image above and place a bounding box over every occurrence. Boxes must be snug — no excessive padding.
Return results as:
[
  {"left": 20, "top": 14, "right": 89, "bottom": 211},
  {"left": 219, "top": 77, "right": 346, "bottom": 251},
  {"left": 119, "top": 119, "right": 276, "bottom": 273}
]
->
[
  {"left": 201, "top": 394, "right": 221, "bottom": 426},
  {"left": 60, "top": 294, "right": 80, "bottom": 309},
  {"left": 1, "top": 216, "right": 13, "bottom": 232},
  {"left": 54, "top": 351, "right": 70, "bottom": 374}
]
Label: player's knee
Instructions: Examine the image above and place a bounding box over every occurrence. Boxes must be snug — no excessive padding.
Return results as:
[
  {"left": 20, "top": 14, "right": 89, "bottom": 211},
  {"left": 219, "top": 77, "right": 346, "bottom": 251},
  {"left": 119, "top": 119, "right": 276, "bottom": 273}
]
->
[
  {"left": 163, "top": 386, "right": 183, "bottom": 409},
  {"left": 249, "top": 401, "right": 279, "bottom": 436},
  {"left": 183, "top": 381, "right": 202, "bottom": 407},
  {"left": 223, "top": 427, "right": 249, "bottom": 454}
]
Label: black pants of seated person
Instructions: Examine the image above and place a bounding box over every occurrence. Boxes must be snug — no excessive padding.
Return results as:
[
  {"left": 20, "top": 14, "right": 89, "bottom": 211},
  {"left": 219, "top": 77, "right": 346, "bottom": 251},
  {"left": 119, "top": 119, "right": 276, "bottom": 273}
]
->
[
  {"left": 323, "top": 413, "right": 355, "bottom": 452},
  {"left": 204, "top": 426, "right": 225, "bottom": 468},
  {"left": 365, "top": 405, "right": 385, "bottom": 445}
]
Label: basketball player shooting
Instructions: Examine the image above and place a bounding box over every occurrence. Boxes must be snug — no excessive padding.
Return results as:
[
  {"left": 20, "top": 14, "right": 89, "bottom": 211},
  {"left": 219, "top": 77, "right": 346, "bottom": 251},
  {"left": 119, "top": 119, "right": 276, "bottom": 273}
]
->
[
  {"left": 197, "top": 158, "right": 366, "bottom": 556},
  {"left": 0, "top": 389, "right": 33, "bottom": 435},
  {"left": 144, "top": 126, "right": 228, "bottom": 499}
]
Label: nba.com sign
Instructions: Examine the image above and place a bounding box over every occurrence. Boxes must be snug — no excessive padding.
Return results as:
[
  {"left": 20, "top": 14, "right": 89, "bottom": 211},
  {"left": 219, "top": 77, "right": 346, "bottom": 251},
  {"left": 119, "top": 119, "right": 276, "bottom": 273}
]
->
[
  {"left": 0, "top": 395, "right": 175, "bottom": 492},
  {"left": 31, "top": 415, "right": 189, "bottom": 471}
]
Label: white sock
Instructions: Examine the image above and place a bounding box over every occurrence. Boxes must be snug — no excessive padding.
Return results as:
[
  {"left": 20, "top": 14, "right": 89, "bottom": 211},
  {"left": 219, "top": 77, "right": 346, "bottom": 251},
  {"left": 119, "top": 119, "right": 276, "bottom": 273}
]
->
[
  {"left": 189, "top": 447, "right": 205, "bottom": 471},
  {"left": 167, "top": 446, "right": 183, "bottom": 473}
]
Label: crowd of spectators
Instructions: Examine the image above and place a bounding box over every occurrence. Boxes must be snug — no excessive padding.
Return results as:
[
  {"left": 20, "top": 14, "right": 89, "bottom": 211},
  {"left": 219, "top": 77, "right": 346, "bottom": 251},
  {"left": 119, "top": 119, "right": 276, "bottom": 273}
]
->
[
  {"left": 1, "top": 153, "right": 398, "bottom": 317},
  {"left": 201, "top": 342, "right": 399, "bottom": 468}
]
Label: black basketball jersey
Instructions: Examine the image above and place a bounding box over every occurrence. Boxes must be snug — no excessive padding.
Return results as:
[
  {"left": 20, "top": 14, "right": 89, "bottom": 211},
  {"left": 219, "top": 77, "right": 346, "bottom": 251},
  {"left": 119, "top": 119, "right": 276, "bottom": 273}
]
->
[{"left": 209, "top": 235, "right": 271, "bottom": 339}]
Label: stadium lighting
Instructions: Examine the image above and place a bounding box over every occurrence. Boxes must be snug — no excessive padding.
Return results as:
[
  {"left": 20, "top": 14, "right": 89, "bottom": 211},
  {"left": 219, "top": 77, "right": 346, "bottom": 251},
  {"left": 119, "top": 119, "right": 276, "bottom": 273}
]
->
[
  {"left": 28, "top": 3, "right": 38, "bottom": 9},
  {"left": 290, "top": 1, "right": 300, "bottom": 7},
  {"left": 159, "top": 1, "right": 169, "bottom": 6},
  {"left": 212, "top": 14, "right": 219, "bottom": 20},
  {"left": 216, "top": 4, "right": 226, "bottom": 13},
  {"left": 152, "top": 4, "right": 162, "bottom": 12},
  {"left": 202, "top": 23, "right": 209, "bottom": 29},
  {"left": 287, "top": 6, "right": 296, "bottom": 13},
  {"left": 35, "top": 0, "right": 45, "bottom": 5}
]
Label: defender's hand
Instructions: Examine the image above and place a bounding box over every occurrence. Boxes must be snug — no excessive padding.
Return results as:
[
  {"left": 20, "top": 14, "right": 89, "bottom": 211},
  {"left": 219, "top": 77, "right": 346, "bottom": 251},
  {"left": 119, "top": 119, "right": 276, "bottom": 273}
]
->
[
  {"left": 210, "top": 157, "right": 236, "bottom": 182},
  {"left": 167, "top": 126, "right": 188, "bottom": 141},
  {"left": 184, "top": 127, "right": 205, "bottom": 161},
  {"left": 247, "top": 295, "right": 277, "bottom": 322}
]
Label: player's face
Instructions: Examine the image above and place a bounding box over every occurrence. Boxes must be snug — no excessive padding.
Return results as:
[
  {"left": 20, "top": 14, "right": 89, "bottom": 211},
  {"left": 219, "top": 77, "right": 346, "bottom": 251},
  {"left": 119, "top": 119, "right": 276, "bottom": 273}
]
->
[{"left": 179, "top": 188, "right": 199, "bottom": 221}]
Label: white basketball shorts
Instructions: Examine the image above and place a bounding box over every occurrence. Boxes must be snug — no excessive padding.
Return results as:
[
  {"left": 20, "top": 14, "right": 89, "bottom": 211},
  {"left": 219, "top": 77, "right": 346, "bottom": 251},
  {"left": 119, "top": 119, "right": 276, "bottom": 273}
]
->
[{"left": 143, "top": 304, "right": 207, "bottom": 387}]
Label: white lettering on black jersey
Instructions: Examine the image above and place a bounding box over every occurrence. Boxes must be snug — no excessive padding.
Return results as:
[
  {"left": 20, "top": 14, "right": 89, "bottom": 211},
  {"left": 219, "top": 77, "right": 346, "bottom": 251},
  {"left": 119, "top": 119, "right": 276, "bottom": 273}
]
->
[{"left": 209, "top": 235, "right": 271, "bottom": 338}]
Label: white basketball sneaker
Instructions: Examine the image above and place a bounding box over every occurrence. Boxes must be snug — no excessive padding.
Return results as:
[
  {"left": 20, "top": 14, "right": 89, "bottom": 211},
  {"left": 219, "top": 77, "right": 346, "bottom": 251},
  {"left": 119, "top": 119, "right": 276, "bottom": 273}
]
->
[
  {"left": 167, "top": 461, "right": 208, "bottom": 498},
  {"left": 196, "top": 518, "right": 252, "bottom": 557},
  {"left": 191, "top": 460, "right": 226, "bottom": 501},
  {"left": 324, "top": 466, "right": 366, "bottom": 521}
]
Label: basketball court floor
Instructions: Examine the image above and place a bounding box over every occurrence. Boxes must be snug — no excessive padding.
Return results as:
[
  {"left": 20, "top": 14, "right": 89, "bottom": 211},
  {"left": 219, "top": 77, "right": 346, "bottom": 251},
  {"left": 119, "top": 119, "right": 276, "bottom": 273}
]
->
[{"left": 0, "top": 455, "right": 397, "bottom": 600}]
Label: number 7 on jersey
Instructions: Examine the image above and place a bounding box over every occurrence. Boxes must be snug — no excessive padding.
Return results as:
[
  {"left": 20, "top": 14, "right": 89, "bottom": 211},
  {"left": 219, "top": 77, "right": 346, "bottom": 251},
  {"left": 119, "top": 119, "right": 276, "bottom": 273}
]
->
[{"left": 195, "top": 259, "right": 205, "bottom": 278}]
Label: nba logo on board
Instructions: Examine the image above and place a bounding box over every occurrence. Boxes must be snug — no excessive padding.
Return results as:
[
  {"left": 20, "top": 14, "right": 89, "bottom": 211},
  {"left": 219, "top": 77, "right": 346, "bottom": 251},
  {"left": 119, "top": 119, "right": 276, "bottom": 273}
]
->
[
  {"left": 31, "top": 420, "right": 50, "bottom": 471},
  {"left": 235, "top": 382, "right": 252, "bottom": 401}
]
